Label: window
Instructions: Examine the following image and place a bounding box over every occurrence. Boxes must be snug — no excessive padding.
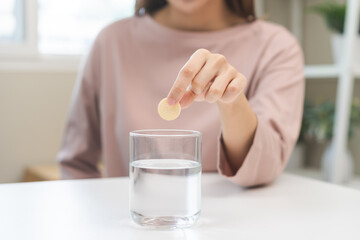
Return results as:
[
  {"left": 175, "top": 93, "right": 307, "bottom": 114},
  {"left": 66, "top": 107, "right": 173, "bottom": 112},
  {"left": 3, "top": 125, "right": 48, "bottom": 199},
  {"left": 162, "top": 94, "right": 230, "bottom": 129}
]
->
[
  {"left": 0, "top": 0, "right": 24, "bottom": 43},
  {"left": 38, "top": 0, "right": 136, "bottom": 55},
  {"left": 0, "top": 0, "right": 135, "bottom": 58}
]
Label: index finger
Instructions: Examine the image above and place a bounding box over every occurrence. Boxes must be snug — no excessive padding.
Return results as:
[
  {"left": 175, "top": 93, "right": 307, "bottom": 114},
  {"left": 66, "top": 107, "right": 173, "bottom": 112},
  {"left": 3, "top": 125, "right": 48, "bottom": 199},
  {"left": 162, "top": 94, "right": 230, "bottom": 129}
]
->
[{"left": 167, "top": 49, "right": 209, "bottom": 105}]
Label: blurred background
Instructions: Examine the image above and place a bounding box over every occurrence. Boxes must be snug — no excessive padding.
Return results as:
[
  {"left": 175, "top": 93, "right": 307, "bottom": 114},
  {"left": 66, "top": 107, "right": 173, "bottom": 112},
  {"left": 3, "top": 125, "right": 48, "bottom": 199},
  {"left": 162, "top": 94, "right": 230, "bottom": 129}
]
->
[{"left": 0, "top": 0, "right": 359, "bottom": 187}]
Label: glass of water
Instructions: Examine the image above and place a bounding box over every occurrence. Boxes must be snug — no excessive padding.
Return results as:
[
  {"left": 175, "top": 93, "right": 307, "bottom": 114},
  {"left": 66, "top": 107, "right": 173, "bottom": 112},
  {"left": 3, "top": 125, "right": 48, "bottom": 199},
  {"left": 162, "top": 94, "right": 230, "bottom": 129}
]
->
[{"left": 129, "top": 129, "right": 202, "bottom": 229}]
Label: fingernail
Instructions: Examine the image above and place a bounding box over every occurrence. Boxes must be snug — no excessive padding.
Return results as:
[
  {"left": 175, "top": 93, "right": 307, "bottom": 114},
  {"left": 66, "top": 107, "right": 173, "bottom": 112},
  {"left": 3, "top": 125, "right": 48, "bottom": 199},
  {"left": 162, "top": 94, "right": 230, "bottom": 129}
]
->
[{"left": 167, "top": 97, "right": 176, "bottom": 105}]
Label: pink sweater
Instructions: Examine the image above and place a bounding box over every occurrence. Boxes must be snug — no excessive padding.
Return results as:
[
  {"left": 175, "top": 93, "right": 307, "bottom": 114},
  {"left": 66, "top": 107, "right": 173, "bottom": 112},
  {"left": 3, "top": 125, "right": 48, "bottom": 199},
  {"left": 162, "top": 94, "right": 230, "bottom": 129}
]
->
[{"left": 57, "top": 15, "right": 304, "bottom": 186}]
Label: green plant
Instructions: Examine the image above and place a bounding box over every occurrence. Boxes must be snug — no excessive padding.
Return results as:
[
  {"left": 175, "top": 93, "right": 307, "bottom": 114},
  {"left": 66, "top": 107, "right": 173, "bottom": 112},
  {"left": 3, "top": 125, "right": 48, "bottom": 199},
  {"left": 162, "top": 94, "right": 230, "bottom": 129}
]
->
[
  {"left": 309, "top": 1, "right": 360, "bottom": 34},
  {"left": 299, "top": 98, "right": 360, "bottom": 143}
]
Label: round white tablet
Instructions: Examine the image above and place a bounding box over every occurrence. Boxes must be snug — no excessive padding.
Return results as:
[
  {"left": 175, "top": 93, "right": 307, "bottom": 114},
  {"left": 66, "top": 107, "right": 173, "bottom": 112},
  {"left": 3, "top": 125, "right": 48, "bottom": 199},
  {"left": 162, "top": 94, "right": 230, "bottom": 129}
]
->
[{"left": 157, "top": 98, "right": 181, "bottom": 121}]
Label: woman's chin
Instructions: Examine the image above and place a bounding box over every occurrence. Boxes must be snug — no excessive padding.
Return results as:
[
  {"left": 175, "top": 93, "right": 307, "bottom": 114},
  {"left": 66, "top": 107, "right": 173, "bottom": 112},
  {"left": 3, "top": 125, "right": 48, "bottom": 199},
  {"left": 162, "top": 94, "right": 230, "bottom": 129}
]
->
[{"left": 168, "top": 0, "right": 209, "bottom": 15}]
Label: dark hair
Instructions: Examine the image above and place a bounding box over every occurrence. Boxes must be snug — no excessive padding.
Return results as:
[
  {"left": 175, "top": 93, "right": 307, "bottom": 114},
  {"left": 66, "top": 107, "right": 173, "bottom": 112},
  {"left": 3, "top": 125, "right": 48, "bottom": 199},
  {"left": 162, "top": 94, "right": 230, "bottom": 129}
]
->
[{"left": 135, "top": 0, "right": 256, "bottom": 22}]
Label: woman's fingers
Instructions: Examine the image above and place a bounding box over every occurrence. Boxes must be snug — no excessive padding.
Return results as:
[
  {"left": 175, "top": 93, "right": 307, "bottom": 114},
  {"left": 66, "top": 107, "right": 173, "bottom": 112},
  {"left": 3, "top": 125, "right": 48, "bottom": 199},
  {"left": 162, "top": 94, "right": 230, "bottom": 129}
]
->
[
  {"left": 180, "top": 81, "right": 212, "bottom": 108},
  {"left": 220, "top": 75, "right": 247, "bottom": 103},
  {"left": 179, "top": 90, "right": 197, "bottom": 109},
  {"left": 205, "top": 67, "right": 236, "bottom": 103},
  {"left": 190, "top": 54, "right": 227, "bottom": 95},
  {"left": 169, "top": 49, "right": 247, "bottom": 108},
  {"left": 167, "top": 49, "right": 209, "bottom": 105},
  {"left": 178, "top": 54, "right": 230, "bottom": 107}
]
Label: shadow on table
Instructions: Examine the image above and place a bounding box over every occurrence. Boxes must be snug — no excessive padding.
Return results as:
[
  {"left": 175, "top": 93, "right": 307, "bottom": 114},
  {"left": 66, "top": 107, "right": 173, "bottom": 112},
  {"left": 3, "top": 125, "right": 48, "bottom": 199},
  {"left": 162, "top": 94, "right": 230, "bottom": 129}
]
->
[{"left": 202, "top": 174, "right": 267, "bottom": 198}]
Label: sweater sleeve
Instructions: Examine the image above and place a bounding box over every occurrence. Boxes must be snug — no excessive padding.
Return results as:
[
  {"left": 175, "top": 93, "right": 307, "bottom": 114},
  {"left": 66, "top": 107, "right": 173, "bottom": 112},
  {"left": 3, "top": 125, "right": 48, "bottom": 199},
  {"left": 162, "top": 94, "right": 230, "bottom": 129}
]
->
[
  {"left": 56, "top": 39, "right": 102, "bottom": 179},
  {"left": 217, "top": 30, "right": 305, "bottom": 187}
]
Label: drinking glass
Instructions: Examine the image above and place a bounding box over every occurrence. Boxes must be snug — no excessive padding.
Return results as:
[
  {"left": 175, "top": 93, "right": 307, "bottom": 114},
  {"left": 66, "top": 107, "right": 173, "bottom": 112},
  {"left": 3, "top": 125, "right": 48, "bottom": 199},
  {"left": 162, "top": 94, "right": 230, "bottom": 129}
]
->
[{"left": 129, "top": 129, "right": 202, "bottom": 229}]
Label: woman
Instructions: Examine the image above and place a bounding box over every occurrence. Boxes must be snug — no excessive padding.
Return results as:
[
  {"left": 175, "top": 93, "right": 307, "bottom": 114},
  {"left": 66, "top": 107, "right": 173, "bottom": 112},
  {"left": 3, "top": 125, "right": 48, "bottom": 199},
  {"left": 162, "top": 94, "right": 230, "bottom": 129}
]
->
[{"left": 57, "top": 0, "right": 304, "bottom": 186}]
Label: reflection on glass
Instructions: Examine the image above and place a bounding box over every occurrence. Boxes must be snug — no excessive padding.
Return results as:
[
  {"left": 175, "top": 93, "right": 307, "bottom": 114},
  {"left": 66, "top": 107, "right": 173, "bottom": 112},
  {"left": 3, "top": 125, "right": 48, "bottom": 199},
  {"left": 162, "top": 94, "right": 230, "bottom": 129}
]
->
[{"left": 38, "top": 0, "right": 136, "bottom": 55}]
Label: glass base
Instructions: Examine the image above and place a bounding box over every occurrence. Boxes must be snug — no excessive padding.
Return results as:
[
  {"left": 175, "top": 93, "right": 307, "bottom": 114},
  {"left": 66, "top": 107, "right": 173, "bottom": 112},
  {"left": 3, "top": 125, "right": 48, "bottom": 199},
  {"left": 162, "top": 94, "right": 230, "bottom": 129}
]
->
[{"left": 130, "top": 211, "right": 200, "bottom": 229}]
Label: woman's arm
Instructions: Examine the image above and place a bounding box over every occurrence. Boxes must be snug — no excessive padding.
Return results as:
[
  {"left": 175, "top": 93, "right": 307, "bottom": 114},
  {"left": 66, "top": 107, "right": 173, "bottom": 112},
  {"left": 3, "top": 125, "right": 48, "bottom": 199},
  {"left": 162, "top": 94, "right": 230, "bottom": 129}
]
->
[
  {"left": 57, "top": 40, "right": 102, "bottom": 179},
  {"left": 217, "top": 94, "right": 258, "bottom": 172},
  {"left": 218, "top": 36, "right": 304, "bottom": 186},
  {"left": 166, "top": 47, "right": 255, "bottom": 168},
  {"left": 167, "top": 34, "right": 304, "bottom": 187}
]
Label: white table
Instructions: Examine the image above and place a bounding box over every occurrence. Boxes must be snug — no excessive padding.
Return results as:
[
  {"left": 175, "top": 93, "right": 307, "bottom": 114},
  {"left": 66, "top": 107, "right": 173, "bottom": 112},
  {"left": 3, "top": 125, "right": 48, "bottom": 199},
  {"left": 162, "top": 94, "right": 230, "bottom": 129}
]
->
[{"left": 1, "top": 173, "right": 359, "bottom": 240}]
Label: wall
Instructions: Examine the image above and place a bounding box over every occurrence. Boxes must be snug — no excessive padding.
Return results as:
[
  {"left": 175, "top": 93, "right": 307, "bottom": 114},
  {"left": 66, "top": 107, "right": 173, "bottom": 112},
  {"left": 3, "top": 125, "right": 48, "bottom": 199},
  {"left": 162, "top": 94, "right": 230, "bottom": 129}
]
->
[
  {"left": 0, "top": 0, "right": 359, "bottom": 183},
  {"left": 0, "top": 72, "right": 76, "bottom": 183}
]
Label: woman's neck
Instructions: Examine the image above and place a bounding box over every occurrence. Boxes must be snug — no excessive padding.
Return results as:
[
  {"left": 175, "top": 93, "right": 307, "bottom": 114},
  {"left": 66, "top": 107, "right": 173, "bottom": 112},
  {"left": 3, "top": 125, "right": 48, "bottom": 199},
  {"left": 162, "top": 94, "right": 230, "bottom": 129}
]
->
[{"left": 152, "top": 3, "right": 244, "bottom": 32}]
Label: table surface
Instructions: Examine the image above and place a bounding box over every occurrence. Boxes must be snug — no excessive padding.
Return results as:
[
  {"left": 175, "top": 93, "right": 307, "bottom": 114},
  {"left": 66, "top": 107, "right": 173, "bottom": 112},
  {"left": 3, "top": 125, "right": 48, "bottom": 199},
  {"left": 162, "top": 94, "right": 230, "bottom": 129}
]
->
[{"left": 1, "top": 173, "right": 360, "bottom": 240}]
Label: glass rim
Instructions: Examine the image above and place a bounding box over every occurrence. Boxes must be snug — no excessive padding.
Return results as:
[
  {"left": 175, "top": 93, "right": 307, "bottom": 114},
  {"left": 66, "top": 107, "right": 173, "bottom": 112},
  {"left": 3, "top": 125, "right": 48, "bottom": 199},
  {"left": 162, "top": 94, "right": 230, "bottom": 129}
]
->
[{"left": 130, "top": 129, "right": 201, "bottom": 137}]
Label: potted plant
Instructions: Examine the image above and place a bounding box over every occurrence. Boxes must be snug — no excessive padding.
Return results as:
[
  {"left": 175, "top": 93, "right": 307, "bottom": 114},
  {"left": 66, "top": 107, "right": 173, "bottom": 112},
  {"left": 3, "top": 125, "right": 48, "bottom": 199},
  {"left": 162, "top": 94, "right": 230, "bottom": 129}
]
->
[
  {"left": 310, "top": 1, "right": 360, "bottom": 66},
  {"left": 299, "top": 98, "right": 360, "bottom": 182}
]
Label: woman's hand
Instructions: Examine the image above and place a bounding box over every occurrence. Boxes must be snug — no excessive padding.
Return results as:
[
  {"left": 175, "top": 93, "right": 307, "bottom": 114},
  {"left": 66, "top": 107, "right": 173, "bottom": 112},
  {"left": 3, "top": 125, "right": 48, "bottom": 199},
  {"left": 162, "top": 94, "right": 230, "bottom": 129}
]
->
[
  {"left": 167, "top": 49, "right": 257, "bottom": 173},
  {"left": 167, "top": 48, "right": 247, "bottom": 108}
]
